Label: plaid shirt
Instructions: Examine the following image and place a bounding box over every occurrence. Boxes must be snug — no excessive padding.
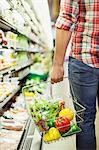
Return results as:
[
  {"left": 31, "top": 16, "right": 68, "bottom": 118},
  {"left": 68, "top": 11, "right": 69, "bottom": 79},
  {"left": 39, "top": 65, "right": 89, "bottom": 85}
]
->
[{"left": 56, "top": 0, "right": 99, "bottom": 68}]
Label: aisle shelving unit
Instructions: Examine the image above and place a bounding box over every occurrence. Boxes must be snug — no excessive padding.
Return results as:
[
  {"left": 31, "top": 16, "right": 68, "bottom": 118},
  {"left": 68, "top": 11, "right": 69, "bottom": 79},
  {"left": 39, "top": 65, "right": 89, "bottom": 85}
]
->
[
  {"left": 0, "top": 0, "right": 53, "bottom": 150},
  {"left": 0, "top": 45, "right": 43, "bottom": 53},
  {"left": 0, "top": 85, "right": 20, "bottom": 110},
  {"left": 0, "top": 17, "right": 44, "bottom": 48},
  {"left": 0, "top": 0, "right": 45, "bottom": 115},
  {"left": 18, "top": 72, "right": 29, "bottom": 81},
  {"left": 0, "top": 60, "right": 33, "bottom": 76},
  {"left": 0, "top": 59, "right": 33, "bottom": 111},
  {"left": 14, "top": 60, "right": 33, "bottom": 72}
]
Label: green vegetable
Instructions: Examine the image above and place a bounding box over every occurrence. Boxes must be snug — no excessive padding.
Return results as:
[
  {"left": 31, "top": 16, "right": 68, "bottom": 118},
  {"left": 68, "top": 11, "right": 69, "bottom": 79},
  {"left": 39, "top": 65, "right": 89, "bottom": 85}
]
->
[
  {"left": 62, "top": 124, "right": 81, "bottom": 137},
  {"left": 28, "top": 98, "right": 60, "bottom": 132},
  {"left": 48, "top": 117, "right": 56, "bottom": 127}
]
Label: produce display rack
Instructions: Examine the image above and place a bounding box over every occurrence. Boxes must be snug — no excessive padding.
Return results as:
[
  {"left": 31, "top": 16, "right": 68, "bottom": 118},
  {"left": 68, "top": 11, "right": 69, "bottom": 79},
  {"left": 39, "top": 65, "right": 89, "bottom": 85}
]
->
[
  {"left": 0, "top": 44, "right": 45, "bottom": 53},
  {"left": 5, "top": 0, "right": 42, "bottom": 35},
  {"left": 0, "top": 60, "right": 33, "bottom": 76},
  {"left": 0, "top": 60, "right": 33, "bottom": 113},
  {"left": 0, "top": 17, "right": 45, "bottom": 48},
  {"left": 0, "top": 17, "right": 36, "bottom": 44},
  {"left": 19, "top": 72, "right": 30, "bottom": 81},
  {"left": 15, "top": 60, "right": 33, "bottom": 72},
  {"left": 0, "top": 1, "right": 53, "bottom": 149},
  {"left": 15, "top": 47, "right": 44, "bottom": 53},
  {"left": 0, "top": 85, "right": 20, "bottom": 110}
]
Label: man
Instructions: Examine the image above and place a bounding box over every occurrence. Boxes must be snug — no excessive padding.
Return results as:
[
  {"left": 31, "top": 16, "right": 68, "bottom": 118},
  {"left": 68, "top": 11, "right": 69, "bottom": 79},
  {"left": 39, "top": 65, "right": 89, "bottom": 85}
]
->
[{"left": 51, "top": 0, "right": 99, "bottom": 150}]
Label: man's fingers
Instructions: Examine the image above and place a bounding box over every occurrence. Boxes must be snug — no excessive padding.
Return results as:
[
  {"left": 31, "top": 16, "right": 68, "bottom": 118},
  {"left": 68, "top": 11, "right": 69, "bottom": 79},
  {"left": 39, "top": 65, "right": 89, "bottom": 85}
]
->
[
  {"left": 58, "top": 77, "right": 64, "bottom": 82},
  {"left": 51, "top": 78, "right": 58, "bottom": 84},
  {"left": 56, "top": 77, "right": 63, "bottom": 83},
  {"left": 51, "top": 79, "right": 55, "bottom": 84},
  {"left": 51, "top": 76, "right": 63, "bottom": 84}
]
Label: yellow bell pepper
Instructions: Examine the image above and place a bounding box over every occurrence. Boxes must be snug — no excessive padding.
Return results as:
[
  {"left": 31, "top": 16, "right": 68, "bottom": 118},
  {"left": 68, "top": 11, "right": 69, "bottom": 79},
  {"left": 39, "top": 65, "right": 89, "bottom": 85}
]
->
[
  {"left": 43, "top": 127, "right": 61, "bottom": 142},
  {"left": 44, "top": 133, "right": 51, "bottom": 142},
  {"left": 59, "top": 108, "right": 74, "bottom": 121}
]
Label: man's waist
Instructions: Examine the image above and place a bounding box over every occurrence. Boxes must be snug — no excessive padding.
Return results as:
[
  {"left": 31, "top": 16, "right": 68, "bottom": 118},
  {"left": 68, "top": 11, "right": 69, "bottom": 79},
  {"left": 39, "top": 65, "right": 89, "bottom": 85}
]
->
[{"left": 69, "top": 52, "right": 99, "bottom": 68}]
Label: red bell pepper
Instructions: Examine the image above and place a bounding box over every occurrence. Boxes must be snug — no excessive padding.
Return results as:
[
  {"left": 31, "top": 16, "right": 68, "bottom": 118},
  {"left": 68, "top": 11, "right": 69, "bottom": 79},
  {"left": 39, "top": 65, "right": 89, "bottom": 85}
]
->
[{"left": 54, "top": 116, "right": 70, "bottom": 132}]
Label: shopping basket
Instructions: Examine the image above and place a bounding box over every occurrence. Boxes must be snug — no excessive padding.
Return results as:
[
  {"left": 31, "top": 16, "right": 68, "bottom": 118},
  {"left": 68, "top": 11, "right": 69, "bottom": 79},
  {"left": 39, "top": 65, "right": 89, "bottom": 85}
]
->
[{"left": 22, "top": 78, "right": 85, "bottom": 144}]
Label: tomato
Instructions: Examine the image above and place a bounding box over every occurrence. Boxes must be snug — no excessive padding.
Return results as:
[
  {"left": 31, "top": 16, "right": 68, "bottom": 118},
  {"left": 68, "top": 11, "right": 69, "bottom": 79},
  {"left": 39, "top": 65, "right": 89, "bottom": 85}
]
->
[{"left": 54, "top": 116, "right": 70, "bottom": 133}]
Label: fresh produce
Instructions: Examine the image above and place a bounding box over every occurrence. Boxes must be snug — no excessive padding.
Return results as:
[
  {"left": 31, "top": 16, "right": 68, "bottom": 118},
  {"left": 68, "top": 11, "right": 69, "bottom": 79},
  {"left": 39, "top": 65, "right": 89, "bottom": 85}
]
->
[
  {"left": 48, "top": 117, "right": 56, "bottom": 128},
  {"left": 70, "top": 123, "right": 79, "bottom": 132},
  {"left": 62, "top": 123, "right": 81, "bottom": 137},
  {"left": 59, "top": 108, "right": 74, "bottom": 121},
  {"left": 27, "top": 97, "right": 81, "bottom": 141},
  {"left": 54, "top": 116, "right": 70, "bottom": 133},
  {"left": 29, "top": 99, "right": 61, "bottom": 132},
  {"left": 44, "top": 127, "right": 61, "bottom": 142}
]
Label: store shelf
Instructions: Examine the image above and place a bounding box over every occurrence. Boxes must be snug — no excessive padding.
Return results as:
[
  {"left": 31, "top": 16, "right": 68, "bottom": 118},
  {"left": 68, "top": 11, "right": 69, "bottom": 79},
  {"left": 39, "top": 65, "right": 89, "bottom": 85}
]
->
[
  {"left": 0, "top": 17, "right": 47, "bottom": 48},
  {"left": 17, "top": 118, "right": 35, "bottom": 150},
  {"left": 0, "top": 17, "right": 39, "bottom": 44},
  {"left": 0, "top": 67, "right": 15, "bottom": 76},
  {"left": 19, "top": 72, "right": 29, "bottom": 81},
  {"left": 15, "top": 47, "right": 39, "bottom": 53},
  {"left": 0, "top": 45, "right": 43, "bottom": 53},
  {"left": 0, "top": 60, "right": 33, "bottom": 76},
  {"left": 15, "top": 60, "right": 33, "bottom": 72},
  {"left": 0, "top": 85, "right": 20, "bottom": 109},
  {"left": 0, "top": 17, "right": 15, "bottom": 31},
  {"left": 0, "top": 45, "right": 46, "bottom": 55}
]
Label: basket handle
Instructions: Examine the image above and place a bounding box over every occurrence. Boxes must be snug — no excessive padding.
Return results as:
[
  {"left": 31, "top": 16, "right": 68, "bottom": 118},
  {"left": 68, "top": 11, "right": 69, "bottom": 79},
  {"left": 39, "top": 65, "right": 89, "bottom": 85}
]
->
[
  {"left": 50, "top": 83, "right": 53, "bottom": 98},
  {"left": 49, "top": 76, "right": 68, "bottom": 98}
]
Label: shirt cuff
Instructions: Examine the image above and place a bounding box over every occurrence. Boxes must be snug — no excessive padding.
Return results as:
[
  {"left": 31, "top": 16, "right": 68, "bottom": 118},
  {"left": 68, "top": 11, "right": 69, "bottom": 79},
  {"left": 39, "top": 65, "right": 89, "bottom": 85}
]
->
[{"left": 55, "top": 16, "right": 75, "bottom": 32}]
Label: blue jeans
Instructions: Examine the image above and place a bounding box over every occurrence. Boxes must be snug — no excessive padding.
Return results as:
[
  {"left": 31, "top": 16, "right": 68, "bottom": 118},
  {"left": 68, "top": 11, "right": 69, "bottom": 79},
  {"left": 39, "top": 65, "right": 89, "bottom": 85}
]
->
[{"left": 68, "top": 57, "right": 99, "bottom": 150}]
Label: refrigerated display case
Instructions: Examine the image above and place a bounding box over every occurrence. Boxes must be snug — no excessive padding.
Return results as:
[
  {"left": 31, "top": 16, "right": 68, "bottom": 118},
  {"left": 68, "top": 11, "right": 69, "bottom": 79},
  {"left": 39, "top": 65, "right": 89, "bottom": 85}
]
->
[{"left": 0, "top": 1, "right": 53, "bottom": 150}]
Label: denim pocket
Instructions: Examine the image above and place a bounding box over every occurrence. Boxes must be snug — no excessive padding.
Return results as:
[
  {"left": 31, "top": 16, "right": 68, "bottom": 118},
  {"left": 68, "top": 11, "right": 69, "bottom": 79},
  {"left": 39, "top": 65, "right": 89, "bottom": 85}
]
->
[{"left": 68, "top": 58, "right": 98, "bottom": 86}]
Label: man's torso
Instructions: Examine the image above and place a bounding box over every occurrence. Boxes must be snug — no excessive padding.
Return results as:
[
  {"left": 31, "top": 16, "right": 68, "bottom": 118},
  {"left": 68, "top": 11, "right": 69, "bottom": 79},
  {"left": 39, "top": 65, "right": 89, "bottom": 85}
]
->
[{"left": 70, "top": 0, "right": 99, "bottom": 68}]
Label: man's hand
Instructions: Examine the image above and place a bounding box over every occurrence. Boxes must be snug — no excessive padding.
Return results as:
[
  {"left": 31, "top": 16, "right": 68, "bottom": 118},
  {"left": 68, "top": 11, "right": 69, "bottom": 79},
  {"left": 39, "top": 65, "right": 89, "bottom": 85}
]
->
[{"left": 51, "top": 64, "right": 64, "bottom": 84}]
